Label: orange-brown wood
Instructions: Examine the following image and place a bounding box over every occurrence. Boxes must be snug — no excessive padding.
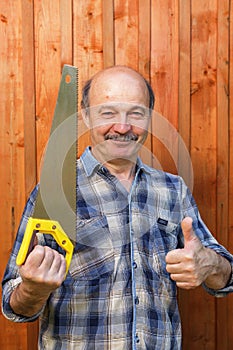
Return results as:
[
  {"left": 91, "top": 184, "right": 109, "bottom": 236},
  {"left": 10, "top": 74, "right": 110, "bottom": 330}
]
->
[
  {"left": 60, "top": 0, "right": 73, "bottom": 67},
  {"left": 1, "top": 1, "right": 233, "bottom": 349},
  {"left": 102, "top": 0, "right": 115, "bottom": 68},
  {"left": 216, "top": 1, "right": 231, "bottom": 349},
  {"left": 150, "top": 0, "right": 179, "bottom": 174},
  {"left": 114, "top": 0, "right": 139, "bottom": 70},
  {"left": 73, "top": 0, "right": 103, "bottom": 156},
  {"left": 177, "top": 0, "right": 192, "bottom": 187},
  {"left": 188, "top": 1, "right": 218, "bottom": 348},
  {"left": 34, "top": 1, "right": 63, "bottom": 169},
  {"left": 227, "top": 1, "right": 233, "bottom": 348},
  {"left": 176, "top": 1, "right": 192, "bottom": 347},
  {"left": 138, "top": 0, "right": 152, "bottom": 166},
  {"left": 0, "top": 1, "right": 28, "bottom": 349},
  {"left": 21, "top": 1, "right": 38, "bottom": 348}
]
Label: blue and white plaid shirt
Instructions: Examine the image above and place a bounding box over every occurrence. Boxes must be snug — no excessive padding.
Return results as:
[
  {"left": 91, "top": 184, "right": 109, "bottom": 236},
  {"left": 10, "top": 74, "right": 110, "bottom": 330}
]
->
[{"left": 2, "top": 147, "right": 233, "bottom": 349}]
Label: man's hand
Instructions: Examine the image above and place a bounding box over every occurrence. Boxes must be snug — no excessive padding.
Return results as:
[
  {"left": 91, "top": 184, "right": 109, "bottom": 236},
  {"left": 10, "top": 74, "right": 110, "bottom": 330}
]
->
[
  {"left": 20, "top": 245, "right": 66, "bottom": 291},
  {"left": 165, "top": 217, "right": 232, "bottom": 290},
  {"left": 10, "top": 245, "right": 66, "bottom": 317}
]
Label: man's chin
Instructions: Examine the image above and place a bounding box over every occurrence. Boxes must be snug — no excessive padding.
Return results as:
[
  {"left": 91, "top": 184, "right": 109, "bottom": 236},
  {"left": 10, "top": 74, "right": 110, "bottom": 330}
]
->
[
  {"left": 107, "top": 139, "right": 136, "bottom": 148},
  {"left": 91, "top": 141, "right": 141, "bottom": 164},
  {"left": 105, "top": 147, "right": 139, "bottom": 163}
]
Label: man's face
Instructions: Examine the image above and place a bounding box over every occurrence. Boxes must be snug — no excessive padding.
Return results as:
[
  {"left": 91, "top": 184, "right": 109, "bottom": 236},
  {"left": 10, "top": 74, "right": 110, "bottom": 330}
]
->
[{"left": 84, "top": 69, "right": 151, "bottom": 165}]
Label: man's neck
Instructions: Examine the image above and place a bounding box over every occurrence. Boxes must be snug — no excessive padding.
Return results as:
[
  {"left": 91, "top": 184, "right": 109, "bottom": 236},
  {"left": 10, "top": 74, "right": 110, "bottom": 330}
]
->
[{"left": 104, "top": 161, "right": 136, "bottom": 192}]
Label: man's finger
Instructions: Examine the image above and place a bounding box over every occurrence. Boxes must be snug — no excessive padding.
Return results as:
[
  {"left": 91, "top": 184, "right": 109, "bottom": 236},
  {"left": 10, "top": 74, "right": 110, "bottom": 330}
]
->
[
  {"left": 181, "top": 217, "right": 197, "bottom": 246},
  {"left": 165, "top": 248, "right": 184, "bottom": 264}
]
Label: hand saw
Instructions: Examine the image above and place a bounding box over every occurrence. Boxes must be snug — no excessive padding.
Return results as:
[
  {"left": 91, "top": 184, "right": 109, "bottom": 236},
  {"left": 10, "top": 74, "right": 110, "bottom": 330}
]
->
[{"left": 16, "top": 65, "right": 78, "bottom": 275}]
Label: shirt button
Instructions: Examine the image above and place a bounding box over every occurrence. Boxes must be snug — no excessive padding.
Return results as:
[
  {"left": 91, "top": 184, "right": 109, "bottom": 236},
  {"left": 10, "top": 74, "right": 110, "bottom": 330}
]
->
[
  {"left": 133, "top": 261, "right": 137, "bottom": 269},
  {"left": 135, "top": 334, "right": 140, "bottom": 343},
  {"left": 135, "top": 296, "right": 139, "bottom": 305},
  {"left": 78, "top": 220, "right": 85, "bottom": 228},
  {"left": 101, "top": 166, "right": 108, "bottom": 174}
]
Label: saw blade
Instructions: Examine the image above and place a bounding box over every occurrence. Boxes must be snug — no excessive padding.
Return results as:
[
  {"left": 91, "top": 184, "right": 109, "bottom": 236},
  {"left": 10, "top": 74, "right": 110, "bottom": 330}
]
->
[{"left": 33, "top": 65, "right": 78, "bottom": 242}]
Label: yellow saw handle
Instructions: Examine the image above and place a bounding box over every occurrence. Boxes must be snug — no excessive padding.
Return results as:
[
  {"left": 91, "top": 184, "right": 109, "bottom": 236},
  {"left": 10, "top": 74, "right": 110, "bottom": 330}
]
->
[{"left": 16, "top": 217, "right": 74, "bottom": 275}]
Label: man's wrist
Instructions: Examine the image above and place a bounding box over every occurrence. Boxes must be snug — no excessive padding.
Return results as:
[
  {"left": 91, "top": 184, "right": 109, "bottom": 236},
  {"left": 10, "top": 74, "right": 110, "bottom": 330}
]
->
[
  {"left": 10, "top": 282, "right": 48, "bottom": 317},
  {"left": 204, "top": 249, "right": 232, "bottom": 290}
]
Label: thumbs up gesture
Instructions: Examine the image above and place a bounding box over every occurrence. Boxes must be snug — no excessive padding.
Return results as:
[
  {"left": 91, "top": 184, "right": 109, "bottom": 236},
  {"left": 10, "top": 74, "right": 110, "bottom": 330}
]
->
[{"left": 165, "top": 217, "right": 211, "bottom": 289}]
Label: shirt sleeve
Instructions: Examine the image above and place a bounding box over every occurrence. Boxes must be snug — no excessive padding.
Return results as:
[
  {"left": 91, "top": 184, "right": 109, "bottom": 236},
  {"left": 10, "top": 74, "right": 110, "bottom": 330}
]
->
[
  {"left": 1, "top": 185, "right": 43, "bottom": 322},
  {"left": 179, "top": 176, "right": 233, "bottom": 297}
]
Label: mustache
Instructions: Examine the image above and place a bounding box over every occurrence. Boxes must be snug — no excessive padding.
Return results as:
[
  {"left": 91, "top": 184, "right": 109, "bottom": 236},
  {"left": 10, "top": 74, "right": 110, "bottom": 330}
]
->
[{"left": 104, "top": 134, "right": 138, "bottom": 142}]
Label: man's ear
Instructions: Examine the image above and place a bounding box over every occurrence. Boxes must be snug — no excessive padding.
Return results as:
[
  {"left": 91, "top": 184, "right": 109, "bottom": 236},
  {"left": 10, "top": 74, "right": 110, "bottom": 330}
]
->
[{"left": 81, "top": 108, "right": 90, "bottom": 128}]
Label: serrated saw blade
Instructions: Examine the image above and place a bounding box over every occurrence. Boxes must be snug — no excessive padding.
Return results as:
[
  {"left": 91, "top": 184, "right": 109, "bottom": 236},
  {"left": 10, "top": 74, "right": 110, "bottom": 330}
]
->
[{"left": 33, "top": 65, "right": 78, "bottom": 242}]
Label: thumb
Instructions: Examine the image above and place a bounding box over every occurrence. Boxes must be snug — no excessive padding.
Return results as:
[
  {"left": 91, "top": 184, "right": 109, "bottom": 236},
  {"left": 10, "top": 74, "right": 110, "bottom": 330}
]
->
[{"left": 181, "top": 217, "right": 196, "bottom": 246}]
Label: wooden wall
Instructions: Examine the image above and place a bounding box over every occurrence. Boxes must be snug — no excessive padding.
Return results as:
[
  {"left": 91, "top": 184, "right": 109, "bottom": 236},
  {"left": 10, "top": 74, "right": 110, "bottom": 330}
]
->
[{"left": 0, "top": 0, "right": 233, "bottom": 349}]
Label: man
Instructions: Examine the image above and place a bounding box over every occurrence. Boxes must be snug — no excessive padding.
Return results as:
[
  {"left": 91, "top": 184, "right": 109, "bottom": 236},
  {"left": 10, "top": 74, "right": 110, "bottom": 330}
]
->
[{"left": 2, "top": 66, "right": 233, "bottom": 349}]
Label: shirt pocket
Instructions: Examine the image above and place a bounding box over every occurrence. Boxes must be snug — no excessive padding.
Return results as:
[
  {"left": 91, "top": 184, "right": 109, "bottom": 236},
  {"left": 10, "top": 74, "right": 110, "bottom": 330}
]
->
[
  {"left": 152, "top": 218, "right": 179, "bottom": 277},
  {"left": 69, "top": 215, "right": 115, "bottom": 280},
  {"left": 156, "top": 219, "right": 178, "bottom": 252}
]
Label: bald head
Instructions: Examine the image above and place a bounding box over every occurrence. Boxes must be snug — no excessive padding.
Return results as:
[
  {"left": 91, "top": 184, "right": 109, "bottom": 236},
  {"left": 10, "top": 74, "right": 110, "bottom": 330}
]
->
[{"left": 81, "top": 65, "right": 154, "bottom": 112}]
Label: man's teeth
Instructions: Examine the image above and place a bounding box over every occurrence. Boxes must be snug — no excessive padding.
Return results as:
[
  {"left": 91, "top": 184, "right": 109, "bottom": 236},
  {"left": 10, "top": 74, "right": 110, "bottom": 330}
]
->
[{"left": 106, "top": 135, "right": 138, "bottom": 141}]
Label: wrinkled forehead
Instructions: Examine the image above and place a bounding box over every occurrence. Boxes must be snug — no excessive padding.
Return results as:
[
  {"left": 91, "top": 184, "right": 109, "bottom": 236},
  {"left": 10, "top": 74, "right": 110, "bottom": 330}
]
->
[
  {"left": 90, "top": 101, "right": 149, "bottom": 113},
  {"left": 89, "top": 69, "right": 150, "bottom": 107}
]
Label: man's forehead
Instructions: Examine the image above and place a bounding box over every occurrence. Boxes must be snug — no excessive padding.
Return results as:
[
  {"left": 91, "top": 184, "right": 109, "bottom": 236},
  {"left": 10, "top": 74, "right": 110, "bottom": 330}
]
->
[
  {"left": 96, "top": 102, "right": 148, "bottom": 111},
  {"left": 89, "top": 69, "right": 150, "bottom": 107},
  {"left": 91, "top": 68, "right": 146, "bottom": 88}
]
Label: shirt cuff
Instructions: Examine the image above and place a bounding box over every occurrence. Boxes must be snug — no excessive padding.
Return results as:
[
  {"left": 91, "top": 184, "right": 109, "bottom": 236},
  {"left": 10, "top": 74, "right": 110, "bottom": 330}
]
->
[
  {"left": 2, "top": 278, "right": 43, "bottom": 323},
  {"left": 202, "top": 261, "right": 233, "bottom": 297}
]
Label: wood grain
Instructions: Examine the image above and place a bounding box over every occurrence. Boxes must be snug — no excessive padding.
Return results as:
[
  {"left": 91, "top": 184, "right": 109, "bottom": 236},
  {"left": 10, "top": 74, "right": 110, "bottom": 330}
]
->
[
  {"left": 114, "top": 0, "right": 139, "bottom": 69},
  {"left": 60, "top": 0, "right": 73, "bottom": 66},
  {"left": 34, "top": 0, "right": 62, "bottom": 170},
  {"left": 227, "top": 0, "right": 233, "bottom": 348},
  {"left": 73, "top": 0, "right": 103, "bottom": 156},
  {"left": 216, "top": 1, "right": 231, "bottom": 349},
  {"left": 138, "top": 0, "right": 152, "bottom": 166},
  {"left": 0, "top": 0, "right": 28, "bottom": 349},
  {"left": 151, "top": 0, "right": 179, "bottom": 174},
  {"left": 189, "top": 1, "right": 218, "bottom": 348},
  {"left": 102, "top": 0, "right": 115, "bottom": 68}
]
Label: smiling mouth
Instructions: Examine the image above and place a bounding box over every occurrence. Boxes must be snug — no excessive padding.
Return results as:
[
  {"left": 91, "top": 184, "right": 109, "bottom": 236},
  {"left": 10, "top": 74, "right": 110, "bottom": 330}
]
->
[{"left": 105, "top": 134, "right": 138, "bottom": 142}]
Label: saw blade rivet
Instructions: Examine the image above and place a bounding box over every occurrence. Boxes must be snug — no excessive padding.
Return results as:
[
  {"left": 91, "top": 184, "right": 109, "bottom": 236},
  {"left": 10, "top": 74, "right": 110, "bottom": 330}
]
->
[
  {"left": 36, "top": 223, "right": 40, "bottom": 228},
  {"left": 62, "top": 240, "right": 66, "bottom": 245},
  {"left": 52, "top": 225, "right": 56, "bottom": 230}
]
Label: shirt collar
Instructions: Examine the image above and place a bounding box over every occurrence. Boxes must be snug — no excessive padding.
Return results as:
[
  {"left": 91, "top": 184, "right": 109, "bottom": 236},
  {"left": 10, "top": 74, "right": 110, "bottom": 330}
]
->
[{"left": 80, "top": 146, "right": 153, "bottom": 177}]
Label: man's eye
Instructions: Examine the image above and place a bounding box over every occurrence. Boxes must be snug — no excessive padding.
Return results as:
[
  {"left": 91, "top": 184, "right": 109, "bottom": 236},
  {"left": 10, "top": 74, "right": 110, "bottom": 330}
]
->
[
  {"left": 101, "top": 111, "right": 115, "bottom": 118},
  {"left": 130, "top": 112, "right": 144, "bottom": 119}
]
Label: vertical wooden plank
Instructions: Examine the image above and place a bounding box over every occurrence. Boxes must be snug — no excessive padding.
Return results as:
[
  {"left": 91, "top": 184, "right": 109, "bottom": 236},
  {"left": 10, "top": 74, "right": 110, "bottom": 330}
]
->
[
  {"left": 73, "top": 0, "right": 103, "bottom": 156},
  {"left": 60, "top": 0, "right": 73, "bottom": 66},
  {"left": 114, "top": 0, "right": 139, "bottom": 70},
  {"left": 189, "top": 1, "right": 218, "bottom": 349},
  {"left": 177, "top": 1, "right": 193, "bottom": 349},
  {"left": 216, "top": 0, "right": 231, "bottom": 349},
  {"left": 138, "top": 0, "right": 152, "bottom": 166},
  {"left": 21, "top": 0, "right": 37, "bottom": 202},
  {"left": 102, "top": 0, "right": 115, "bottom": 68},
  {"left": 138, "top": 0, "right": 151, "bottom": 81},
  {"left": 227, "top": 0, "right": 233, "bottom": 347},
  {"left": 21, "top": 1, "right": 38, "bottom": 349},
  {"left": 34, "top": 0, "right": 62, "bottom": 168},
  {"left": 0, "top": 0, "right": 27, "bottom": 349},
  {"left": 191, "top": 0, "right": 218, "bottom": 226},
  {"left": 177, "top": 0, "right": 192, "bottom": 187},
  {"left": 150, "top": 0, "right": 179, "bottom": 174},
  {"left": 216, "top": 0, "right": 230, "bottom": 249}
]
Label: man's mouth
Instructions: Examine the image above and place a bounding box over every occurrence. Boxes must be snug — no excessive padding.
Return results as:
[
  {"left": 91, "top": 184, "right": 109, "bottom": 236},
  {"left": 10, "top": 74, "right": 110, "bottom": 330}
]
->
[{"left": 105, "top": 134, "right": 138, "bottom": 142}]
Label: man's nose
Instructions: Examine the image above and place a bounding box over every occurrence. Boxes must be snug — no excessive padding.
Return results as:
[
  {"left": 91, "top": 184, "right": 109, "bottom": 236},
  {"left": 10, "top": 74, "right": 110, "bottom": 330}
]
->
[{"left": 113, "top": 113, "right": 132, "bottom": 133}]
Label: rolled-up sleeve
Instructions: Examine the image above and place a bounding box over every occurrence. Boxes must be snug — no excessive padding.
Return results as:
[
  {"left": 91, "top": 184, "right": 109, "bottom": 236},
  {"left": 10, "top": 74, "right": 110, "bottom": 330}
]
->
[
  {"left": 179, "top": 177, "right": 233, "bottom": 296},
  {"left": 1, "top": 185, "right": 43, "bottom": 322}
]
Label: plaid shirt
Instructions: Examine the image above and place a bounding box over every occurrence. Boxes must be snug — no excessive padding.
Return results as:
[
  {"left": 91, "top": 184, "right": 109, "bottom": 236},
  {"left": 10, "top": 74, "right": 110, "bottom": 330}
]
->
[{"left": 2, "top": 147, "right": 233, "bottom": 350}]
